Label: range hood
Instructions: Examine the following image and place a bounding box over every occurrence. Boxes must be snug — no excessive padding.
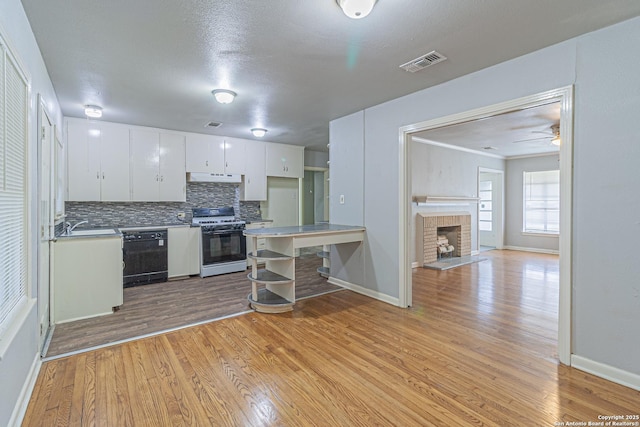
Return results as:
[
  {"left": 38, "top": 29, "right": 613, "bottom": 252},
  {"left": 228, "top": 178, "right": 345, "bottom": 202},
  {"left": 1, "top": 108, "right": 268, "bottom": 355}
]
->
[{"left": 187, "top": 172, "right": 242, "bottom": 183}]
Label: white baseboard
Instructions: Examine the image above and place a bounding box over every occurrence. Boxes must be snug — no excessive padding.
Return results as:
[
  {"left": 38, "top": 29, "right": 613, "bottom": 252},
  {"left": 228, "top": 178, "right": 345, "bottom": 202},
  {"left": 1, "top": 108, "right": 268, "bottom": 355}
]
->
[
  {"left": 503, "top": 245, "right": 559, "bottom": 255},
  {"left": 411, "top": 261, "right": 420, "bottom": 269},
  {"left": 9, "top": 354, "right": 41, "bottom": 427},
  {"left": 471, "top": 250, "right": 480, "bottom": 256},
  {"left": 328, "top": 277, "right": 400, "bottom": 307},
  {"left": 571, "top": 355, "right": 640, "bottom": 391}
]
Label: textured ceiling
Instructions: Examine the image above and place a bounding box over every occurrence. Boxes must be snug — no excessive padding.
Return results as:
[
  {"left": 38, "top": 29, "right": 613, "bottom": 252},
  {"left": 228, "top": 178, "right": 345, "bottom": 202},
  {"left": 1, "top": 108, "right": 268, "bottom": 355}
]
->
[
  {"left": 21, "top": 1, "right": 640, "bottom": 151},
  {"left": 412, "top": 102, "right": 561, "bottom": 158}
]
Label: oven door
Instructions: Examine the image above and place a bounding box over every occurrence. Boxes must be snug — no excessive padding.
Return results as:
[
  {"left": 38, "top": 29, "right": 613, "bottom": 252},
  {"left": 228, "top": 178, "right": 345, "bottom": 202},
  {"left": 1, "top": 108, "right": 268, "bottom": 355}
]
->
[{"left": 201, "top": 228, "right": 246, "bottom": 265}]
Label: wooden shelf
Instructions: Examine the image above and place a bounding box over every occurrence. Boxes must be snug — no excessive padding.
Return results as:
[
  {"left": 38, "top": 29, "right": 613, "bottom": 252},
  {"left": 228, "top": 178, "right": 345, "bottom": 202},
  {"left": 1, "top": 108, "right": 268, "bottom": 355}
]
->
[
  {"left": 247, "top": 289, "right": 294, "bottom": 313},
  {"left": 247, "top": 249, "right": 291, "bottom": 261},
  {"left": 247, "top": 269, "right": 293, "bottom": 285}
]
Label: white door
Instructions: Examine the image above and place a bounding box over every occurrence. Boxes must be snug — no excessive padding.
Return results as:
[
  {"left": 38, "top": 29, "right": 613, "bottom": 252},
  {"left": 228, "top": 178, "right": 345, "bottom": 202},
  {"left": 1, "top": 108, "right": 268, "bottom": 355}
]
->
[
  {"left": 478, "top": 170, "right": 504, "bottom": 249},
  {"left": 38, "top": 100, "right": 53, "bottom": 349}
]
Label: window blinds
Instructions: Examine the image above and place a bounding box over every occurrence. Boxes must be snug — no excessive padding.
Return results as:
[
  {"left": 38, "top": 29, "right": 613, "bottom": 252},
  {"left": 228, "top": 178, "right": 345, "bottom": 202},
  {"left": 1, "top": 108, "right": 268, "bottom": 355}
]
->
[{"left": 0, "top": 39, "right": 28, "bottom": 329}]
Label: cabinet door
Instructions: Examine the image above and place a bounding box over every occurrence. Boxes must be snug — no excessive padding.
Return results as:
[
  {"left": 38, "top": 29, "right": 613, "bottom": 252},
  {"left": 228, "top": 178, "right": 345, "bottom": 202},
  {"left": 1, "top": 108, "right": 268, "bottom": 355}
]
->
[
  {"left": 159, "top": 133, "right": 186, "bottom": 201},
  {"left": 185, "top": 134, "right": 225, "bottom": 173},
  {"left": 66, "top": 119, "right": 101, "bottom": 201},
  {"left": 100, "top": 123, "right": 131, "bottom": 201},
  {"left": 241, "top": 140, "right": 267, "bottom": 201},
  {"left": 223, "top": 137, "right": 246, "bottom": 174},
  {"left": 266, "top": 143, "right": 304, "bottom": 178},
  {"left": 130, "top": 129, "right": 160, "bottom": 201},
  {"left": 284, "top": 145, "right": 304, "bottom": 178}
]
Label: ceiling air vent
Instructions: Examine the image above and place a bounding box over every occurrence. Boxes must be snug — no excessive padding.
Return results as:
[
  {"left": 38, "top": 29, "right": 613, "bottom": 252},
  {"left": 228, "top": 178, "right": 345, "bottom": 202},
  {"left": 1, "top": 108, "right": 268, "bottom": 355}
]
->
[
  {"left": 400, "top": 50, "right": 447, "bottom": 73},
  {"left": 205, "top": 121, "right": 222, "bottom": 128}
]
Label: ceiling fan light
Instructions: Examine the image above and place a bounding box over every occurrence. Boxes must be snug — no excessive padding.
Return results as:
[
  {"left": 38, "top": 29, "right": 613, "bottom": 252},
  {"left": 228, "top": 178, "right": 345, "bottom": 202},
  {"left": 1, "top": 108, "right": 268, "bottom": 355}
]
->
[
  {"left": 212, "top": 89, "right": 237, "bottom": 104},
  {"left": 84, "top": 105, "right": 103, "bottom": 118},
  {"left": 251, "top": 128, "right": 267, "bottom": 138},
  {"left": 336, "top": 0, "right": 377, "bottom": 19},
  {"left": 551, "top": 136, "right": 561, "bottom": 146}
]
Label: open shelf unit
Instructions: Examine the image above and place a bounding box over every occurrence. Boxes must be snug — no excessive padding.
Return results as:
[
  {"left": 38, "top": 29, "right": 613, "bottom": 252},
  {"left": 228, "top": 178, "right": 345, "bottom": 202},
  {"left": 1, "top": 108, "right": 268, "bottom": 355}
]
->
[{"left": 244, "top": 224, "right": 366, "bottom": 314}]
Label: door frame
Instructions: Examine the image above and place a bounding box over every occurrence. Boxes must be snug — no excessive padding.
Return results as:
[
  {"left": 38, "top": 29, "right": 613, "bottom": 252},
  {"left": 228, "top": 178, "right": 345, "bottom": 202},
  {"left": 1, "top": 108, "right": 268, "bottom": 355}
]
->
[
  {"left": 399, "top": 86, "right": 574, "bottom": 365},
  {"left": 478, "top": 167, "right": 504, "bottom": 250},
  {"left": 300, "top": 166, "right": 329, "bottom": 225},
  {"left": 37, "top": 94, "right": 55, "bottom": 350}
]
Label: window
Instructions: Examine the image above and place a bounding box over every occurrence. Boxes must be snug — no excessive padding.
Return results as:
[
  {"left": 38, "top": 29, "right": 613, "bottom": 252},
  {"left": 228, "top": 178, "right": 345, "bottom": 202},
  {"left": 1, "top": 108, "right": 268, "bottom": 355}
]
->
[
  {"left": 0, "top": 36, "right": 29, "bottom": 333},
  {"left": 479, "top": 179, "right": 493, "bottom": 231},
  {"left": 523, "top": 170, "right": 559, "bottom": 234}
]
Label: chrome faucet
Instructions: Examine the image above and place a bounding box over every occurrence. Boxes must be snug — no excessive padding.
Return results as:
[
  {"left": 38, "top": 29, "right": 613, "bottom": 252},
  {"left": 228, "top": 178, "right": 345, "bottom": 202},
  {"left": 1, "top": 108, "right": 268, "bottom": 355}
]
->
[{"left": 66, "top": 220, "right": 88, "bottom": 234}]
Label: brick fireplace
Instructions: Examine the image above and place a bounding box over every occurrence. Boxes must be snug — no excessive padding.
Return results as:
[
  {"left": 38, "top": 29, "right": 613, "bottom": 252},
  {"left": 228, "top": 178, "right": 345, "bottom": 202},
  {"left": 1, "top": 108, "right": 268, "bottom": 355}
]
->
[{"left": 418, "top": 212, "right": 471, "bottom": 265}]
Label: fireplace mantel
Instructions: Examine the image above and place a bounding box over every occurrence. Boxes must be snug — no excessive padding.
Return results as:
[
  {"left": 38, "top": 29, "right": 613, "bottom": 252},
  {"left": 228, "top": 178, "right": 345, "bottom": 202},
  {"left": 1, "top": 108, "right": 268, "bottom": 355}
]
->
[{"left": 413, "top": 195, "right": 480, "bottom": 205}]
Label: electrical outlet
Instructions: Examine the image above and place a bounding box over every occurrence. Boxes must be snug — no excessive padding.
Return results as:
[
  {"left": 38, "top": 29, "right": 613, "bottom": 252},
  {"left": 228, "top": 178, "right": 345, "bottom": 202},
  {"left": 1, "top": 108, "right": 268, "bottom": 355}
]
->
[
  {"left": 177, "top": 212, "right": 186, "bottom": 219},
  {"left": 339, "top": 195, "right": 345, "bottom": 204}
]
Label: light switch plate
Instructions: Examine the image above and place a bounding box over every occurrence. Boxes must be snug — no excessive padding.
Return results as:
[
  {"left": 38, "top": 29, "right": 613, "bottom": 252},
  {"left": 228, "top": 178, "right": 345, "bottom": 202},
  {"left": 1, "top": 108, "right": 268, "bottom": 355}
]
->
[{"left": 339, "top": 195, "right": 345, "bottom": 204}]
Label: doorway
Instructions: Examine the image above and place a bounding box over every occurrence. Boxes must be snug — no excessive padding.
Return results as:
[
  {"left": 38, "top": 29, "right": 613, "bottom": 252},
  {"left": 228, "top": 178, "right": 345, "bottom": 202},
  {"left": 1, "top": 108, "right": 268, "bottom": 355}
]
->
[
  {"left": 478, "top": 168, "right": 504, "bottom": 251},
  {"left": 301, "top": 167, "right": 329, "bottom": 225},
  {"left": 399, "top": 86, "right": 573, "bottom": 365}
]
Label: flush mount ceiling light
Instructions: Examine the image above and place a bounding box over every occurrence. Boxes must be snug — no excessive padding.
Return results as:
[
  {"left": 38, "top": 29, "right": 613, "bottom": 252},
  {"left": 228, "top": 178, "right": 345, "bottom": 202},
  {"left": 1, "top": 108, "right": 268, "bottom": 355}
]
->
[
  {"left": 251, "top": 128, "right": 267, "bottom": 138},
  {"left": 336, "top": 0, "right": 377, "bottom": 19},
  {"left": 212, "top": 89, "right": 237, "bottom": 104},
  {"left": 84, "top": 105, "right": 103, "bottom": 118}
]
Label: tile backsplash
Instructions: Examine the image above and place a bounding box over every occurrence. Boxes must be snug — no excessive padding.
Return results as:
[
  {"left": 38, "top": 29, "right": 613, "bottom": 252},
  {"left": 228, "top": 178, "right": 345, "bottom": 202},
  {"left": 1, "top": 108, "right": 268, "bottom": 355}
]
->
[{"left": 65, "top": 182, "right": 261, "bottom": 228}]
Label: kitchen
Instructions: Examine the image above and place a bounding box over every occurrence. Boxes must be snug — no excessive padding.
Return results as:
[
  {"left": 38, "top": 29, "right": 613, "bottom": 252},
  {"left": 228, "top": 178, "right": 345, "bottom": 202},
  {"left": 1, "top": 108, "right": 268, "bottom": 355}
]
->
[{"left": 46, "top": 117, "right": 338, "bottom": 357}]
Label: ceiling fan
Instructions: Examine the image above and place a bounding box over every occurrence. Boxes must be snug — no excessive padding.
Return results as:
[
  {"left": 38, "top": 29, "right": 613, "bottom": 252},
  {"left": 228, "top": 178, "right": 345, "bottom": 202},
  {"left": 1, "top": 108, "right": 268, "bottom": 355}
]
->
[{"left": 512, "top": 124, "right": 561, "bottom": 146}]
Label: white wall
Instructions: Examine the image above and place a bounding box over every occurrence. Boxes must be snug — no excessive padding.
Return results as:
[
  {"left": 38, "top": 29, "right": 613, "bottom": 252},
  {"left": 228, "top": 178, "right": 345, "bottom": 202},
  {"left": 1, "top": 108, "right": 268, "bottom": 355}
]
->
[
  {"left": 304, "top": 149, "right": 329, "bottom": 168},
  {"left": 411, "top": 140, "right": 504, "bottom": 263},
  {"left": 0, "top": 0, "right": 63, "bottom": 425},
  {"left": 505, "top": 154, "right": 560, "bottom": 251},
  {"left": 331, "top": 17, "right": 640, "bottom": 378}
]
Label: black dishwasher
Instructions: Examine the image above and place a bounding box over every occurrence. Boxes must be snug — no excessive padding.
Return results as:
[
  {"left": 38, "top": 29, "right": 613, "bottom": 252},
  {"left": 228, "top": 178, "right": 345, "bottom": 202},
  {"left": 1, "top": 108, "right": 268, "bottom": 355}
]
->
[{"left": 122, "top": 229, "right": 168, "bottom": 287}]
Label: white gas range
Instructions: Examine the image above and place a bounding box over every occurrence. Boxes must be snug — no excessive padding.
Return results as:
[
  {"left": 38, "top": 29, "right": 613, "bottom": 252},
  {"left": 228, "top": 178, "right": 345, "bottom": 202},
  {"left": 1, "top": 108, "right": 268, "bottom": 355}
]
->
[{"left": 192, "top": 207, "right": 247, "bottom": 277}]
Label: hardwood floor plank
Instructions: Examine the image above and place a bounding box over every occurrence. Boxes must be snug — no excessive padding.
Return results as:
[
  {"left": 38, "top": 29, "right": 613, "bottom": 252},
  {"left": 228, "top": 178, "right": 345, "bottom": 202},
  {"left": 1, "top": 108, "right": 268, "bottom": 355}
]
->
[{"left": 25, "top": 250, "right": 640, "bottom": 426}]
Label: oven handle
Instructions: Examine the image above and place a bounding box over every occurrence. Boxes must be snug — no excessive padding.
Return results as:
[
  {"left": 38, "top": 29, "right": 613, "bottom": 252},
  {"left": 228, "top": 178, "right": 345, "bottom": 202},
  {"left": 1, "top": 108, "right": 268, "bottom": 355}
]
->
[{"left": 201, "top": 229, "right": 245, "bottom": 236}]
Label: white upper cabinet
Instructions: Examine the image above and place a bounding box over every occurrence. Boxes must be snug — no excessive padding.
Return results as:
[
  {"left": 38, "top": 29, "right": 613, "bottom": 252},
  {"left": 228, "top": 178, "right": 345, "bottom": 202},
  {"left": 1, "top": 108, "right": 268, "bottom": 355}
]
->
[
  {"left": 241, "top": 140, "right": 267, "bottom": 201},
  {"left": 66, "top": 118, "right": 130, "bottom": 202},
  {"left": 159, "top": 133, "right": 186, "bottom": 201},
  {"left": 185, "top": 134, "right": 225, "bottom": 174},
  {"left": 266, "top": 143, "right": 304, "bottom": 178},
  {"left": 223, "top": 137, "right": 246, "bottom": 175},
  {"left": 130, "top": 129, "right": 186, "bottom": 201}
]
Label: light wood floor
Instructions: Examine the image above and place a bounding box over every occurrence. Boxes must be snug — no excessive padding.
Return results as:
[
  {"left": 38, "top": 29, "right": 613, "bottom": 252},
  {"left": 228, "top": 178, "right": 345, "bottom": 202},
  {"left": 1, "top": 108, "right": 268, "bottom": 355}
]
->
[
  {"left": 25, "top": 250, "right": 640, "bottom": 425},
  {"left": 46, "top": 256, "right": 340, "bottom": 357}
]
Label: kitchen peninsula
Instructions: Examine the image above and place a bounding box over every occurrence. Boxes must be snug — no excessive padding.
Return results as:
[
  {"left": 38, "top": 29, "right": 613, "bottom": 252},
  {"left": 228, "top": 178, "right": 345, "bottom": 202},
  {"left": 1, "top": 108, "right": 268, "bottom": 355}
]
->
[{"left": 245, "top": 224, "right": 365, "bottom": 313}]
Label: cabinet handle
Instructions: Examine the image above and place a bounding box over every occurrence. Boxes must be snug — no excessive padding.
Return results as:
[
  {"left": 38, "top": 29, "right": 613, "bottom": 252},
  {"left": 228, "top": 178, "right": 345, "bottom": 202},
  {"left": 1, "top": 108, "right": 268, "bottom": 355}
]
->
[
  {"left": 96, "top": 172, "right": 99, "bottom": 179},
  {"left": 206, "top": 160, "right": 209, "bottom": 167},
  {"left": 156, "top": 174, "right": 159, "bottom": 181},
  {"left": 225, "top": 161, "right": 228, "bottom": 167},
  {"left": 102, "top": 173, "right": 105, "bottom": 179},
  {"left": 160, "top": 175, "right": 164, "bottom": 182}
]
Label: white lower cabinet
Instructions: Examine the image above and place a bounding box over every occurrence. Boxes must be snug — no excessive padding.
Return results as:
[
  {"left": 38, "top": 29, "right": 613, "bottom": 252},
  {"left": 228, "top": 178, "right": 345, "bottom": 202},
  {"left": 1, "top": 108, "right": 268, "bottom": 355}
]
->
[
  {"left": 245, "top": 221, "right": 273, "bottom": 266},
  {"left": 52, "top": 236, "right": 123, "bottom": 324},
  {"left": 168, "top": 227, "right": 200, "bottom": 278}
]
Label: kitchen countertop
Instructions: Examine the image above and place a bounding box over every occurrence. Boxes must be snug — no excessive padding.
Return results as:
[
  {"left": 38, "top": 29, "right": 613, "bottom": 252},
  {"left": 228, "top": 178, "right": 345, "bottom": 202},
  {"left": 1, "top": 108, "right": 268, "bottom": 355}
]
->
[{"left": 244, "top": 223, "right": 364, "bottom": 237}]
